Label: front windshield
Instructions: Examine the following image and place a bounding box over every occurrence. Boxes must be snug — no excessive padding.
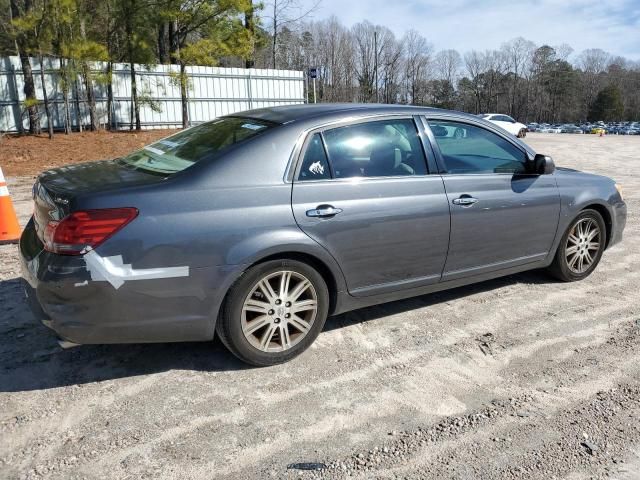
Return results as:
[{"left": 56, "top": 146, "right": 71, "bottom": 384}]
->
[{"left": 119, "top": 117, "right": 276, "bottom": 175}]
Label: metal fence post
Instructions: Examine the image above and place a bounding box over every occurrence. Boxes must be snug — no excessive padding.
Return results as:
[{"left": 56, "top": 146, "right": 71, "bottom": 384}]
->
[
  {"left": 8, "top": 63, "right": 22, "bottom": 133},
  {"left": 247, "top": 71, "right": 253, "bottom": 110}
]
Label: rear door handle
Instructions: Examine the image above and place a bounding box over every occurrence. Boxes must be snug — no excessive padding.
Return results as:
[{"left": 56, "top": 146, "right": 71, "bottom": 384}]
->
[
  {"left": 306, "top": 205, "right": 343, "bottom": 218},
  {"left": 452, "top": 195, "right": 478, "bottom": 206}
]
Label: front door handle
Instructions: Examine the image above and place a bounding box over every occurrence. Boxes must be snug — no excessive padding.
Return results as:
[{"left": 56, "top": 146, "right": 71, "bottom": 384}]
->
[
  {"left": 452, "top": 195, "right": 478, "bottom": 206},
  {"left": 306, "top": 205, "right": 343, "bottom": 218}
]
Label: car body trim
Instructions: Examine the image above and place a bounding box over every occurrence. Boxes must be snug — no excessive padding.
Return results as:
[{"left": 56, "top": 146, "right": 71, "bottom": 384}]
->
[
  {"left": 443, "top": 252, "right": 548, "bottom": 279},
  {"left": 350, "top": 273, "right": 442, "bottom": 297}
]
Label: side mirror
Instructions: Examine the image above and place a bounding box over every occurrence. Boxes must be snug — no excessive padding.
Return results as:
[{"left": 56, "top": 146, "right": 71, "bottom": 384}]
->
[{"left": 533, "top": 154, "right": 555, "bottom": 175}]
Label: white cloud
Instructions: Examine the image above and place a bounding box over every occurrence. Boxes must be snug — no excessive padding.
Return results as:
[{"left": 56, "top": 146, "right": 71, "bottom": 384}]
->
[{"left": 296, "top": 0, "right": 640, "bottom": 60}]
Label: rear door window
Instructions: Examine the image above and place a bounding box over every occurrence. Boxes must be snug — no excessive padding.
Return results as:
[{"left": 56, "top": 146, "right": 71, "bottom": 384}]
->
[
  {"left": 321, "top": 118, "right": 428, "bottom": 179},
  {"left": 298, "top": 133, "right": 331, "bottom": 181}
]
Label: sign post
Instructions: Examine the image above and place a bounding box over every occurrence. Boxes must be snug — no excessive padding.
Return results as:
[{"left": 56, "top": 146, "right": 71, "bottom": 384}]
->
[{"left": 308, "top": 67, "right": 317, "bottom": 104}]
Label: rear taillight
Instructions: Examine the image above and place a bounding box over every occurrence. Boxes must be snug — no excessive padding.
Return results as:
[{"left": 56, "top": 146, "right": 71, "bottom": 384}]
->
[{"left": 43, "top": 208, "right": 138, "bottom": 255}]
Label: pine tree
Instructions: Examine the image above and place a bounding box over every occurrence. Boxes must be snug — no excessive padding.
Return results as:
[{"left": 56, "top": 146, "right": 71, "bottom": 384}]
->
[
  {"left": 160, "top": 0, "right": 254, "bottom": 128},
  {"left": 588, "top": 85, "right": 624, "bottom": 122}
]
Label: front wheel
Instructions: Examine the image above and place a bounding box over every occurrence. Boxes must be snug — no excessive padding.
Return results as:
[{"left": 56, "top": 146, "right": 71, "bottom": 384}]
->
[
  {"left": 216, "top": 260, "right": 329, "bottom": 366},
  {"left": 547, "top": 209, "right": 606, "bottom": 282},
  {"left": 517, "top": 128, "right": 527, "bottom": 138}
]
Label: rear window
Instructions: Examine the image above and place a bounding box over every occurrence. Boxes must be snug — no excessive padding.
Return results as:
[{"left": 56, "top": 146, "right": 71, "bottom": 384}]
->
[{"left": 119, "top": 117, "right": 275, "bottom": 175}]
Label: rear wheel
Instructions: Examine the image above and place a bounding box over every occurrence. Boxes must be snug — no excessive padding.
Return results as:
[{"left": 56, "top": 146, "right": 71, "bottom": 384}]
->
[
  {"left": 216, "top": 260, "right": 329, "bottom": 366},
  {"left": 517, "top": 128, "right": 527, "bottom": 138},
  {"left": 547, "top": 209, "right": 606, "bottom": 282}
]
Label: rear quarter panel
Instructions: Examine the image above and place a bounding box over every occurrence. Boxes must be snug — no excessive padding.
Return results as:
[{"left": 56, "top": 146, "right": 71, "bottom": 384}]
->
[{"left": 65, "top": 123, "right": 347, "bottom": 338}]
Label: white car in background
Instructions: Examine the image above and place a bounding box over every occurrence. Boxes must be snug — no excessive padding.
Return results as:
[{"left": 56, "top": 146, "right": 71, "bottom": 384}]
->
[
  {"left": 481, "top": 114, "right": 528, "bottom": 138},
  {"left": 538, "top": 124, "right": 563, "bottom": 134}
]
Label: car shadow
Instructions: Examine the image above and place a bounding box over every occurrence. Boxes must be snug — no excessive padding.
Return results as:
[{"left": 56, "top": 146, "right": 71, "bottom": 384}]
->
[
  {"left": 0, "top": 270, "right": 557, "bottom": 393},
  {"left": 324, "top": 269, "right": 556, "bottom": 331}
]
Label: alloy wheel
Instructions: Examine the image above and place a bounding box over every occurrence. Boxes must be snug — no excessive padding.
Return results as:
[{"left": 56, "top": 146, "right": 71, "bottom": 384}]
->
[
  {"left": 241, "top": 270, "right": 318, "bottom": 353},
  {"left": 565, "top": 218, "right": 601, "bottom": 274}
]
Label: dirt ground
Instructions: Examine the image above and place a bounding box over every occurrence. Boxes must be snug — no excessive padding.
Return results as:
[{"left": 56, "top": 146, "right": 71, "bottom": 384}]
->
[
  {"left": 0, "top": 129, "right": 177, "bottom": 176},
  {"left": 0, "top": 133, "right": 638, "bottom": 480}
]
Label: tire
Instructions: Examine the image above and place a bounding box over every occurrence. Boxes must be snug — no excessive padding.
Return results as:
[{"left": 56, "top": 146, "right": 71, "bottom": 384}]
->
[
  {"left": 453, "top": 127, "right": 465, "bottom": 139},
  {"left": 547, "top": 209, "right": 606, "bottom": 282},
  {"left": 517, "top": 128, "right": 526, "bottom": 138},
  {"left": 216, "top": 259, "right": 329, "bottom": 366}
]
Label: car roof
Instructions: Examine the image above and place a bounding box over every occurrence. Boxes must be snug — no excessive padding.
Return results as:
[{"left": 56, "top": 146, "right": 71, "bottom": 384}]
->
[{"left": 230, "top": 103, "right": 481, "bottom": 125}]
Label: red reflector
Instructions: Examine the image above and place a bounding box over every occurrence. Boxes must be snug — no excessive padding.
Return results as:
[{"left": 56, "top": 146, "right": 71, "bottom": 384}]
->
[{"left": 43, "top": 208, "right": 138, "bottom": 255}]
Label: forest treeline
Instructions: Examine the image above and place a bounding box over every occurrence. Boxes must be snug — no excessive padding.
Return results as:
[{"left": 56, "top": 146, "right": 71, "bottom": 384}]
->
[{"left": 2, "top": 0, "right": 639, "bottom": 138}]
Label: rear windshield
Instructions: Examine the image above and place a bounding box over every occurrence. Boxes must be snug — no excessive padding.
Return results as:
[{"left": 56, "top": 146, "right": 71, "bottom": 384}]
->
[{"left": 119, "top": 117, "right": 275, "bottom": 175}]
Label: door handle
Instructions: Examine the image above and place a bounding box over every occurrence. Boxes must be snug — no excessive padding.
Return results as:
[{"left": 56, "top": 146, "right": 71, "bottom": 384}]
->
[
  {"left": 452, "top": 195, "right": 478, "bottom": 206},
  {"left": 306, "top": 205, "right": 343, "bottom": 218}
]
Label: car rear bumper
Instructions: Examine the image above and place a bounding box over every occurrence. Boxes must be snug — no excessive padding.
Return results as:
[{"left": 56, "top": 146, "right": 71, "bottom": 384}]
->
[{"left": 19, "top": 217, "right": 233, "bottom": 345}]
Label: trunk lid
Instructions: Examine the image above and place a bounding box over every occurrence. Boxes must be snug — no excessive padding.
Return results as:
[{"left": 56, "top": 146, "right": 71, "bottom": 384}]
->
[
  {"left": 37, "top": 159, "right": 167, "bottom": 194},
  {"left": 32, "top": 159, "right": 166, "bottom": 241}
]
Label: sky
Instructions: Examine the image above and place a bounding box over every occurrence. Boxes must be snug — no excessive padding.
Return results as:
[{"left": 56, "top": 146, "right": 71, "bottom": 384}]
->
[{"left": 298, "top": 0, "right": 640, "bottom": 61}]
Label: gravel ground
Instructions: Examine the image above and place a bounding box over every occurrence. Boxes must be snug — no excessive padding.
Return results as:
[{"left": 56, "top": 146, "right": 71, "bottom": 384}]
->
[{"left": 0, "top": 133, "right": 638, "bottom": 480}]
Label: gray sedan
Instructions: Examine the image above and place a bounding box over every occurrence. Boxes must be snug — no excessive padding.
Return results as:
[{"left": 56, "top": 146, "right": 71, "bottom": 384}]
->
[{"left": 20, "top": 104, "right": 627, "bottom": 366}]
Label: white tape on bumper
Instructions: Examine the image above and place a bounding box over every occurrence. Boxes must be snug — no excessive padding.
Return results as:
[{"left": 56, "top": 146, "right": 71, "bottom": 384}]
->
[
  {"left": 83, "top": 250, "right": 189, "bottom": 289},
  {"left": 0, "top": 185, "right": 9, "bottom": 196}
]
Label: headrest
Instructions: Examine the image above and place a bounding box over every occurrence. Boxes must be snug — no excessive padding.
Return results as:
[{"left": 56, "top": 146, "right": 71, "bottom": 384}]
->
[{"left": 369, "top": 144, "right": 401, "bottom": 168}]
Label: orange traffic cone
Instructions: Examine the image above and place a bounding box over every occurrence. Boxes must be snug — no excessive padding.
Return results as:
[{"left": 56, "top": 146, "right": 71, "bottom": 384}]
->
[{"left": 0, "top": 167, "right": 21, "bottom": 244}]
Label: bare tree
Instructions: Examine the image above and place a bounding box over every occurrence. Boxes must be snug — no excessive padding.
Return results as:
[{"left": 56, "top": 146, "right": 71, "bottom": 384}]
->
[
  {"left": 403, "top": 30, "right": 432, "bottom": 104},
  {"left": 310, "top": 17, "right": 356, "bottom": 102},
  {"left": 351, "top": 21, "right": 377, "bottom": 102},
  {"left": 501, "top": 37, "right": 536, "bottom": 117},
  {"left": 577, "top": 48, "right": 611, "bottom": 117},
  {"left": 378, "top": 28, "right": 403, "bottom": 103},
  {"left": 577, "top": 48, "right": 611, "bottom": 73},
  {"left": 554, "top": 43, "right": 574, "bottom": 62},
  {"left": 264, "top": 0, "right": 320, "bottom": 69},
  {"left": 351, "top": 21, "right": 399, "bottom": 103},
  {"left": 434, "top": 49, "right": 461, "bottom": 84},
  {"left": 463, "top": 50, "right": 484, "bottom": 113}
]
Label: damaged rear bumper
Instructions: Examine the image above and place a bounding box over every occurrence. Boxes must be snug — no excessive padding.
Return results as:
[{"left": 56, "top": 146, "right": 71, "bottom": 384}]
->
[{"left": 19, "top": 217, "right": 233, "bottom": 345}]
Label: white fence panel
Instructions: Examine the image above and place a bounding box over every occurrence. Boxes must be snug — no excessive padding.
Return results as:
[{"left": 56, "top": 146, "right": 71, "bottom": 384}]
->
[{"left": 0, "top": 56, "right": 305, "bottom": 132}]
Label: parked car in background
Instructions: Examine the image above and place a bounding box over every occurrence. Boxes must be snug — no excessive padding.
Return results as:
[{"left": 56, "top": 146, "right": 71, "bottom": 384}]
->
[
  {"left": 560, "top": 125, "right": 584, "bottom": 134},
  {"left": 539, "top": 125, "right": 562, "bottom": 134},
  {"left": 591, "top": 126, "right": 607, "bottom": 135},
  {"left": 527, "top": 123, "right": 539, "bottom": 132},
  {"left": 481, "top": 114, "right": 528, "bottom": 138},
  {"left": 20, "top": 104, "right": 627, "bottom": 366}
]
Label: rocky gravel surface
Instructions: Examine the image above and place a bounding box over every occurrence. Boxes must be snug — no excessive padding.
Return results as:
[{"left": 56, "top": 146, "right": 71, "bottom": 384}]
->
[{"left": 0, "top": 133, "right": 638, "bottom": 479}]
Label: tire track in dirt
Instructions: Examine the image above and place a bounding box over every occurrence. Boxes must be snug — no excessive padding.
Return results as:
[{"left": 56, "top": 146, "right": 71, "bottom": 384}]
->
[{"left": 307, "top": 324, "right": 640, "bottom": 480}]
